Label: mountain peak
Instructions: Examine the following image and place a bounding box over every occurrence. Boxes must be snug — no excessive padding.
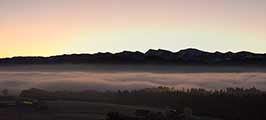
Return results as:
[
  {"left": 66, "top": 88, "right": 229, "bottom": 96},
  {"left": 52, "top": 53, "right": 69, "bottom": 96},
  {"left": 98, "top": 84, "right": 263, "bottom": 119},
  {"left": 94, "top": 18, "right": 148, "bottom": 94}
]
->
[
  {"left": 178, "top": 48, "right": 207, "bottom": 53},
  {"left": 177, "top": 48, "right": 209, "bottom": 57},
  {"left": 0, "top": 48, "right": 266, "bottom": 65}
]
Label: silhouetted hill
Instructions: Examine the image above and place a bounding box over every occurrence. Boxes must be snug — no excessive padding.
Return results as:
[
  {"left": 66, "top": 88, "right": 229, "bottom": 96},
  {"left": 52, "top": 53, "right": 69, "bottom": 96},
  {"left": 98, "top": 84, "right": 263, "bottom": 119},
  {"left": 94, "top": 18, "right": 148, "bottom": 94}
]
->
[{"left": 1, "top": 48, "right": 266, "bottom": 65}]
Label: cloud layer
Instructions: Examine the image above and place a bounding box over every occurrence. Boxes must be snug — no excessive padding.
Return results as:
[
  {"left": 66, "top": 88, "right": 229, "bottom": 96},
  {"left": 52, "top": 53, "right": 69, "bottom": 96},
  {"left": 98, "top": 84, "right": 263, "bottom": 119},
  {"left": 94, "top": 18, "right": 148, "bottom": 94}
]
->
[{"left": 1, "top": 70, "right": 266, "bottom": 95}]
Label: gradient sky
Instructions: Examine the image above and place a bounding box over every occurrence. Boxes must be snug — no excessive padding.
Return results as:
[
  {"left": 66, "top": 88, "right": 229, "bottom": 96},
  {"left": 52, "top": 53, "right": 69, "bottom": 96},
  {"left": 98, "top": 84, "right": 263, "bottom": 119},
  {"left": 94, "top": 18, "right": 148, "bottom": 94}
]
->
[{"left": 1, "top": 0, "right": 266, "bottom": 58}]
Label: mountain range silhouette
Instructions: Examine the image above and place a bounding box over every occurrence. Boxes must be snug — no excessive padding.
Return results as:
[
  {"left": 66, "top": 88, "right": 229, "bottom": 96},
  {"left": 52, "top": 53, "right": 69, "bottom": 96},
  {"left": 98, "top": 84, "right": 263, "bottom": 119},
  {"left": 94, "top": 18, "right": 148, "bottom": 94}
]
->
[{"left": 1, "top": 48, "right": 266, "bottom": 65}]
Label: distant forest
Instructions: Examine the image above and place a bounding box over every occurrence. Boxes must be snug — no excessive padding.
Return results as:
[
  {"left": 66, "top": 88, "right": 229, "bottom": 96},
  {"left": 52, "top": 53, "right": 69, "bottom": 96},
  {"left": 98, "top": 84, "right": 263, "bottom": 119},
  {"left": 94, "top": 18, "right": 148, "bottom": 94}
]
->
[{"left": 20, "top": 86, "right": 266, "bottom": 120}]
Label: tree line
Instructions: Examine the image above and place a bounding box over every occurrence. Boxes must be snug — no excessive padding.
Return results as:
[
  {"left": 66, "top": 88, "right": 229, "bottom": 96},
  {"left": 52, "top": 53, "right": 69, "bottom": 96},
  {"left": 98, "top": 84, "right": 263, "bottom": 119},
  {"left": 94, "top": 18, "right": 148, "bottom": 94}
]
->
[{"left": 20, "top": 87, "right": 266, "bottom": 120}]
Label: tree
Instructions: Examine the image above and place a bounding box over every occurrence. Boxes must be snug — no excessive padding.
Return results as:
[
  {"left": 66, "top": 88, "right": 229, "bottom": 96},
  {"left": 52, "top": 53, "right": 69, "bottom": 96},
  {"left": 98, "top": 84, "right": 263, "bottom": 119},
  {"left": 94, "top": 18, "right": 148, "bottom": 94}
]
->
[{"left": 2, "top": 89, "right": 8, "bottom": 96}]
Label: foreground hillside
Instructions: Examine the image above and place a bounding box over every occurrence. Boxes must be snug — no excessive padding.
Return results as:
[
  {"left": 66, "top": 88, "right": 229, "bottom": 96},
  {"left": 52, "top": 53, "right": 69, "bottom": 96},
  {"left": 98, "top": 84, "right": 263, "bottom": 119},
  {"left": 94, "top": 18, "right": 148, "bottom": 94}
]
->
[
  {"left": 18, "top": 87, "right": 266, "bottom": 120},
  {"left": 0, "top": 100, "right": 160, "bottom": 120}
]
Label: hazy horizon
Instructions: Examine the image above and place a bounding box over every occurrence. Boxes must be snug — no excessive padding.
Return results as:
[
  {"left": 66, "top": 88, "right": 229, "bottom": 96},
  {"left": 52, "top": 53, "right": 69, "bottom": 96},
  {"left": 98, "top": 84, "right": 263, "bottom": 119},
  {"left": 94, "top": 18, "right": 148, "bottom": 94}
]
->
[{"left": 1, "top": 48, "right": 266, "bottom": 59}]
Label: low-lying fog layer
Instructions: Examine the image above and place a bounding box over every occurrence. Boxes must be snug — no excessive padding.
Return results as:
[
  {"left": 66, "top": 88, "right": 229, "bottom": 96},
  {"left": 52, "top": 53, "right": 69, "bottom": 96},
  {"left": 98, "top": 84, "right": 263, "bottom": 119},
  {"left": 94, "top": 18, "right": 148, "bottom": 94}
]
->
[{"left": 0, "top": 65, "right": 266, "bottom": 94}]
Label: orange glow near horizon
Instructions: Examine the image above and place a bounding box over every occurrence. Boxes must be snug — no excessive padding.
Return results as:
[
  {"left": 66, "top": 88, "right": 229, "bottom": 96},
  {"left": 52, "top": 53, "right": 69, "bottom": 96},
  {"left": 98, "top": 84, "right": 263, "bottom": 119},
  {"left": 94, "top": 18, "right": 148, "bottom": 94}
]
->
[{"left": 1, "top": 0, "right": 266, "bottom": 58}]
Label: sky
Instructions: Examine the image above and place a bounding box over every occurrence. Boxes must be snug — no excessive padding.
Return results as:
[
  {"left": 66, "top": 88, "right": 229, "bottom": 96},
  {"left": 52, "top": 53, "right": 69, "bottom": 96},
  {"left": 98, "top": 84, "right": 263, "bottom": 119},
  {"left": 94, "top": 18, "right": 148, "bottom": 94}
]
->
[{"left": 0, "top": 0, "right": 266, "bottom": 58}]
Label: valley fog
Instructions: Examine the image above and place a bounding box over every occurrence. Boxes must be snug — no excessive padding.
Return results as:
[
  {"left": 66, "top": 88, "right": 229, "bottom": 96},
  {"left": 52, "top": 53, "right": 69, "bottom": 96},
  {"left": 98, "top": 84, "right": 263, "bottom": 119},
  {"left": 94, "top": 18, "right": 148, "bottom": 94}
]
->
[{"left": 0, "top": 65, "right": 266, "bottom": 95}]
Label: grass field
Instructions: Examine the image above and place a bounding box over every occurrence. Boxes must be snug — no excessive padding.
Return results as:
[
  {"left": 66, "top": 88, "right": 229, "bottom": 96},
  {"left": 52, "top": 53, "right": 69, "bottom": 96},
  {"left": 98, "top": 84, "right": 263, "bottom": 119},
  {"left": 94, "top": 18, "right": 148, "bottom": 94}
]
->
[{"left": 0, "top": 100, "right": 161, "bottom": 120}]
